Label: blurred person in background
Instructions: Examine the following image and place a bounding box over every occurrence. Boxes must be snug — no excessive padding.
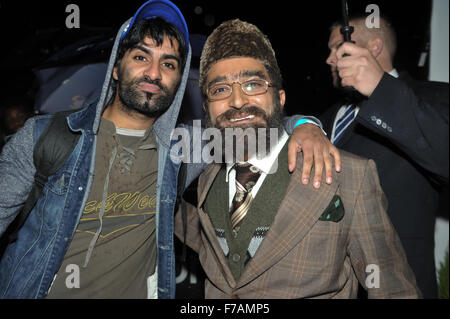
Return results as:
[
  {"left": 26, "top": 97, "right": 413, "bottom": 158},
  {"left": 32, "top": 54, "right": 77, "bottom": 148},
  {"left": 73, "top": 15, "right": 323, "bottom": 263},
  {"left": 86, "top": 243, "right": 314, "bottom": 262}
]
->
[
  {"left": 0, "top": 97, "right": 34, "bottom": 149},
  {"left": 321, "top": 13, "right": 449, "bottom": 298}
]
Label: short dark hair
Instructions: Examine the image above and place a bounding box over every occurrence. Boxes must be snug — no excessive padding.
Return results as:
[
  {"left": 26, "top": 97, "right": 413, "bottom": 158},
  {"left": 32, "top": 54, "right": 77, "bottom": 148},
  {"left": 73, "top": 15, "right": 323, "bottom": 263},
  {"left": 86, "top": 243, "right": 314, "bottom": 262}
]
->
[
  {"left": 108, "top": 17, "right": 187, "bottom": 107},
  {"left": 330, "top": 13, "right": 397, "bottom": 59},
  {"left": 117, "top": 17, "right": 187, "bottom": 70}
]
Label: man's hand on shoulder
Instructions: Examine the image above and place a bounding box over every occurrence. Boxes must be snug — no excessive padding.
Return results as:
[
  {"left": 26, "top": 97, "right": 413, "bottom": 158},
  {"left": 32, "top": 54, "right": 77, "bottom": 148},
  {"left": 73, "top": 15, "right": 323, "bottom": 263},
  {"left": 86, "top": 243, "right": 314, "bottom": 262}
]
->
[{"left": 288, "top": 123, "right": 341, "bottom": 189}]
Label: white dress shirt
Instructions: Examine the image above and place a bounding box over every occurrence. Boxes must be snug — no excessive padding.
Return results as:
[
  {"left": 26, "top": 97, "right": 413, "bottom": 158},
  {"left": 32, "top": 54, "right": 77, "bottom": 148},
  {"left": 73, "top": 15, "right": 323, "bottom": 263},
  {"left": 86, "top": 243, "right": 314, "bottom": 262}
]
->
[{"left": 226, "top": 131, "right": 289, "bottom": 209}]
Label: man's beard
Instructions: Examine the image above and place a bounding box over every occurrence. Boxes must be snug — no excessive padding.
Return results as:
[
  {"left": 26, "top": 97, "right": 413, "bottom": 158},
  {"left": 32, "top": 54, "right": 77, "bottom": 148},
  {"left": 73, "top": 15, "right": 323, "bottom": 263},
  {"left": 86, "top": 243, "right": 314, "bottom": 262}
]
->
[
  {"left": 205, "top": 99, "right": 285, "bottom": 163},
  {"left": 117, "top": 72, "right": 176, "bottom": 118}
]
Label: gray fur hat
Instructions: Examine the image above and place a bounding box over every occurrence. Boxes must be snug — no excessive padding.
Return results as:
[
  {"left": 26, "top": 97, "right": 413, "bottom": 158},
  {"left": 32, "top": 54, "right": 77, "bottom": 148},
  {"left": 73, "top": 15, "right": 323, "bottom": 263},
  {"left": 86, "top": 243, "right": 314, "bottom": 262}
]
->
[{"left": 199, "top": 19, "right": 281, "bottom": 93}]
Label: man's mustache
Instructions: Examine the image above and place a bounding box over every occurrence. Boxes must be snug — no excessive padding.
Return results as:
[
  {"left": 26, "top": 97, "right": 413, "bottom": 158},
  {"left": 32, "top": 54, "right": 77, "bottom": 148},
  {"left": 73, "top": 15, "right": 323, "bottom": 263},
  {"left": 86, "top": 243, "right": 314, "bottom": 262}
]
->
[{"left": 134, "top": 77, "right": 166, "bottom": 92}]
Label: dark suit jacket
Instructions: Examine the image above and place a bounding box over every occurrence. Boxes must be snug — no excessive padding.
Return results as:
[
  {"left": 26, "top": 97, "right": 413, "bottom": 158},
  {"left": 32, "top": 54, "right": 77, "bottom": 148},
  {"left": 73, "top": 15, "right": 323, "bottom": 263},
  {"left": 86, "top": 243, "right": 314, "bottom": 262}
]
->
[{"left": 320, "top": 72, "right": 449, "bottom": 298}]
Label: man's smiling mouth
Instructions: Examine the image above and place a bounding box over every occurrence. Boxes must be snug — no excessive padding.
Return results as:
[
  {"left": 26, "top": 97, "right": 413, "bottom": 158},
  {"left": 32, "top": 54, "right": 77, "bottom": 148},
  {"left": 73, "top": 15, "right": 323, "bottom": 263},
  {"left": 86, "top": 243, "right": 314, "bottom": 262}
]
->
[{"left": 229, "top": 114, "right": 255, "bottom": 123}]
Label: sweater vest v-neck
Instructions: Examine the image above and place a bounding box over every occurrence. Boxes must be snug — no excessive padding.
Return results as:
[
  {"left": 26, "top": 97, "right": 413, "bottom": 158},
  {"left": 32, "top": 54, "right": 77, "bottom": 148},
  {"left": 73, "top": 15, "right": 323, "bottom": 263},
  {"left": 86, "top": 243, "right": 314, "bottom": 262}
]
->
[{"left": 204, "top": 142, "right": 291, "bottom": 281}]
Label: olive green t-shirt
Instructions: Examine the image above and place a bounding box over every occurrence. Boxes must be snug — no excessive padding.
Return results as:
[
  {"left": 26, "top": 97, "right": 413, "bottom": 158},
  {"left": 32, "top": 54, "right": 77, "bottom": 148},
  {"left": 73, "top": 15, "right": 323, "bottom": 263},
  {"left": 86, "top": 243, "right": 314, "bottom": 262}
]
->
[{"left": 47, "top": 118, "right": 158, "bottom": 299}]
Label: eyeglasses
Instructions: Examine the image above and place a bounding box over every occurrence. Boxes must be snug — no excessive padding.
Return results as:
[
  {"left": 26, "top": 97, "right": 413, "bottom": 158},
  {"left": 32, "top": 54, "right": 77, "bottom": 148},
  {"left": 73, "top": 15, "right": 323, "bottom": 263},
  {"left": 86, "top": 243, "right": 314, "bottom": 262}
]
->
[{"left": 207, "top": 78, "right": 272, "bottom": 101}]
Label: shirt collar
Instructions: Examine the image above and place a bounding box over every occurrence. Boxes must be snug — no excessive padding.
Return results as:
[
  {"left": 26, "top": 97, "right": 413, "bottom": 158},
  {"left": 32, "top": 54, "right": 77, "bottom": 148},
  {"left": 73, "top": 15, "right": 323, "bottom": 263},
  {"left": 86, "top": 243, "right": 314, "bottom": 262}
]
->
[
  {"left": 388, "top": 68, "right": 399, "bottom": 78},
  {"left": 226, "top": 130, "right": 289, "bottom": 180}
]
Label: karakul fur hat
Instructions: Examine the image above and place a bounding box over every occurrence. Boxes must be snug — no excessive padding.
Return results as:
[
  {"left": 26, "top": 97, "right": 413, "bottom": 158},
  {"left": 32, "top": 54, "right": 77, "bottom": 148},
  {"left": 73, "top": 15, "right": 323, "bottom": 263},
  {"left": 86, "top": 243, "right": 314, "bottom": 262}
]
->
[{"left": 199, "top": 19, "right": 281, "bottom": 93}]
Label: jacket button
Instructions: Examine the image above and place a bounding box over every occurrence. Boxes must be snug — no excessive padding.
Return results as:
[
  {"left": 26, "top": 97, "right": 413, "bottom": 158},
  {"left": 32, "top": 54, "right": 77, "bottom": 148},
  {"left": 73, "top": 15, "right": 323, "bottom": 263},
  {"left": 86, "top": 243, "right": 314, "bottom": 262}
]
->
[
  {"left": 78, "top": 186, "right": 83, "bottom": 191},
  {"left": 376, "top": 119, "right": 382, "bottom": 125},
  {"left": 232, "top": 253, "right": 240, "bottom": 262}
]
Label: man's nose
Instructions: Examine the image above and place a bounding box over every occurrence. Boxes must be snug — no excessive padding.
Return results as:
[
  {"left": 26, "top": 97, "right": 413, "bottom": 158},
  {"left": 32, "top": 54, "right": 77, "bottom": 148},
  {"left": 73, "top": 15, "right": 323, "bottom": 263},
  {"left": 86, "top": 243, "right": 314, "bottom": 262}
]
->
[
  {"left": 229, "top": 83, "right": 249, "bottom": 109},
  {"left": 326, "top": 50, "right": 337, "bottom": 66},
  {"left": 144, "top": 61, "right": 162, "bottom": 81}
]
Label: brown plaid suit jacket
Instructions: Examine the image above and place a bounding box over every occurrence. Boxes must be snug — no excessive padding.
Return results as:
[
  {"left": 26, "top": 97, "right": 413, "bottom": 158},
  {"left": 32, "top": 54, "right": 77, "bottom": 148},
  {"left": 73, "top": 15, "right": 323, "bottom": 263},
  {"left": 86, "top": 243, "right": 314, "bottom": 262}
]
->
[{"left": 175, "top": 150, "right": 421, "bottom": 299}]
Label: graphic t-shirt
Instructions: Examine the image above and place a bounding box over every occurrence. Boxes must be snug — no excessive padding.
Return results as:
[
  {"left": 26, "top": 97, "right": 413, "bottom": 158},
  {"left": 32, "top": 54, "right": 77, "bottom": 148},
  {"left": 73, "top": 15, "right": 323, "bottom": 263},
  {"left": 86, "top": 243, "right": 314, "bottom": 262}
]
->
[{"left": 47, "top": 118, "right": 158, "bottom": 298}]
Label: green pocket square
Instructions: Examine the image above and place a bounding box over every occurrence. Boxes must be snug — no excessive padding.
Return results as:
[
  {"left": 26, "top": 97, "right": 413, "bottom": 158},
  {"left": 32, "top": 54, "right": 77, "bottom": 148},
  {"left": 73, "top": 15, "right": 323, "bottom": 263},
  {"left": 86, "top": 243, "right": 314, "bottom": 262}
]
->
[{"left": 319, "top": 195, "right": 345, "bottom": 222}]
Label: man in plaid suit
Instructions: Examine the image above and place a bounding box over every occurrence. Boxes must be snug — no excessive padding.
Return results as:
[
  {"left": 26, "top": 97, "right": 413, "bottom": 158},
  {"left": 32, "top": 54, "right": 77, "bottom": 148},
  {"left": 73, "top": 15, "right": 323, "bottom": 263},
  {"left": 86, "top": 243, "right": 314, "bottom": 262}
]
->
[{"left": 174, "top": 19, "right": 420, "bottom": 299}]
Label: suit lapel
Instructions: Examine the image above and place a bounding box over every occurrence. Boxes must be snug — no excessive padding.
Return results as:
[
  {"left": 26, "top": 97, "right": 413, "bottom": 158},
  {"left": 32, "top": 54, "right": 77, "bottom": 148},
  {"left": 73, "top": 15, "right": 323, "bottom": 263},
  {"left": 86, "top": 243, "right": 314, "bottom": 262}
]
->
[
  {"left": 335, "top": 117, "right": 358, "bottom": 147},
  {"left": 321, "top": 104, "right": 341, "bottom": 136},
  {"left": 196, "top": 163, "right": 238, "bottom": 288},
  {"left": 322, "top": 103, "right": 359, "bottom": 148},
  {"left": 197, "top": 163, "right": 221, "bottom": 208},
  {"left": 238, "top": 155, "right": 340, "bottom": 287}
]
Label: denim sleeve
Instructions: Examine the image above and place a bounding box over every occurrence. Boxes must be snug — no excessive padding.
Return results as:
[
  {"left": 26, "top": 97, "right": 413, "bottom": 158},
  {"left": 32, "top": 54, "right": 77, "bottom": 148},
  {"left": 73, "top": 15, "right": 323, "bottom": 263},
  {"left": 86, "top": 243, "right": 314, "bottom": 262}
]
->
[
  {"left": 284, "top": 115, "right": 323, "bottom": 134},
  {"left": 0, "top": 117, "right": 36, "bottom": 236}
]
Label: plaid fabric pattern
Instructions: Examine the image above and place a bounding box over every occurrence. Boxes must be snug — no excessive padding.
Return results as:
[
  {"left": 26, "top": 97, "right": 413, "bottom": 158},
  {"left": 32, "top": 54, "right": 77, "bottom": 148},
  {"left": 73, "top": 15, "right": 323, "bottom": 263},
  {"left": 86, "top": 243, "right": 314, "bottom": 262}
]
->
[{"left": 175, "top": 150, "right": 421, "bottom": 299}]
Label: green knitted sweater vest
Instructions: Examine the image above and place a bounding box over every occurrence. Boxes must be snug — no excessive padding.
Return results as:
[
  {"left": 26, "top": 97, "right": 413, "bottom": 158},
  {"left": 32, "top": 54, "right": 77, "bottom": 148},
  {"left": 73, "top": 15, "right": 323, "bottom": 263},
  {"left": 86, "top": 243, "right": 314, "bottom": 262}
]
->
[{"left": 204, "top": 143, "right": 291, "bottom": 280}]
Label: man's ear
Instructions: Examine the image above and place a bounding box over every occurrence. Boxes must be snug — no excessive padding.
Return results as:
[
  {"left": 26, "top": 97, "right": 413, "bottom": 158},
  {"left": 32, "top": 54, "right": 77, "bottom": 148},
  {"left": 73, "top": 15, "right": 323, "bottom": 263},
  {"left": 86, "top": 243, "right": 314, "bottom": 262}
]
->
[
  {"left": 368, "top": 37, "right": 384, "bottom": 58},
  {"left": 202, "top": 101, "right": 207, "bottom": 112},
  {"left": 278, "top": 89, "right": 286, "bottom": 110},
  {"left": 113, "top": 65, "right": 119, "bottom": 81}
]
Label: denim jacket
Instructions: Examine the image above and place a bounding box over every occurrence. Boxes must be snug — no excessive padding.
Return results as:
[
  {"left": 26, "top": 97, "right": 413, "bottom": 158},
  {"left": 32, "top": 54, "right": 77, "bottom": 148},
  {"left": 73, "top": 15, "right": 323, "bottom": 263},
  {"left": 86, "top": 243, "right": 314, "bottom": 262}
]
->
[
  {"left": 0, "top": 18, "right": 193, "bottom": 298},
  {"left": 0, "top": 100, "right": 185, "bottom": 298}
]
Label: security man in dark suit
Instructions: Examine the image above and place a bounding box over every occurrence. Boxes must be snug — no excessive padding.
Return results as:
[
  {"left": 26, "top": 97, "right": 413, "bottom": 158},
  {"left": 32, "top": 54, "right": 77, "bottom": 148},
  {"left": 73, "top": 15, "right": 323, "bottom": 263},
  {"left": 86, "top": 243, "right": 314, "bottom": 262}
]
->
[{"left": 322, "top": 14, "right": 449, "bottom": 298}]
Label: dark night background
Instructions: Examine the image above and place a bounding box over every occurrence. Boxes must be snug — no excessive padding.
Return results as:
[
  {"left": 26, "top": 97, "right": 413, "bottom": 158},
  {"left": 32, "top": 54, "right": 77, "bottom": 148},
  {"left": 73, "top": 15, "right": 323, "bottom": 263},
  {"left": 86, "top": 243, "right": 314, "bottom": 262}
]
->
[{"left": 0, "top": 0, "right": 432, "bottom": 117}]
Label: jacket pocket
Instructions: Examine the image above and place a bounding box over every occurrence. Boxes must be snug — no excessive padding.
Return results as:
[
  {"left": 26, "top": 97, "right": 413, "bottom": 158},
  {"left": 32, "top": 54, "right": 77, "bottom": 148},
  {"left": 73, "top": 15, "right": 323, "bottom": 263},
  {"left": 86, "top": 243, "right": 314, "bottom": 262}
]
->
[
  {"left": 319, "top": 195, "right": 345, "bottom": 223},
  {"left": 45, "top": 171, "right": 70, "bottom": 195}
]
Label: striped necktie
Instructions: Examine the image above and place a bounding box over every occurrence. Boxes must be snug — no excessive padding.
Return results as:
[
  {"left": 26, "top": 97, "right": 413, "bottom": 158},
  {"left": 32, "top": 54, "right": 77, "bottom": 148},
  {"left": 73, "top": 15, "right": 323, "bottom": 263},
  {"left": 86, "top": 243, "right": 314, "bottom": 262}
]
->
[
  {"left": 230, "top": 163, "right": 261, "bottom": 231},
  {"left": 332, "top": 104, "right": 357, "bottom": 145}
]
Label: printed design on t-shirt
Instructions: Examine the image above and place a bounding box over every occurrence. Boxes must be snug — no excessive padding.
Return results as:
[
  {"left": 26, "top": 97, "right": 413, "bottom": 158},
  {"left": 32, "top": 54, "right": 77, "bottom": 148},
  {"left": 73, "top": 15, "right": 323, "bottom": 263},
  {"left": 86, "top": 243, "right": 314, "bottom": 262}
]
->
[{"left": 76, "top": 191, "right": 156, "bottom": 239}]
